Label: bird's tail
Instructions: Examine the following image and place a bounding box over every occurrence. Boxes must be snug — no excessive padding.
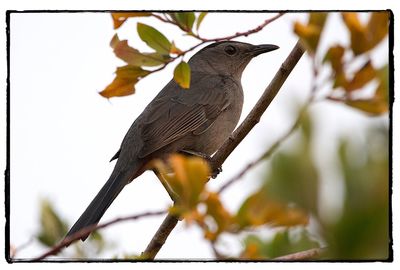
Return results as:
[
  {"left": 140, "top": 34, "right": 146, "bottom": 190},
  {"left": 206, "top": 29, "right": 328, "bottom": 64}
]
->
[{"left": 64, "top": 168, "right": 130, "bottom": 242}]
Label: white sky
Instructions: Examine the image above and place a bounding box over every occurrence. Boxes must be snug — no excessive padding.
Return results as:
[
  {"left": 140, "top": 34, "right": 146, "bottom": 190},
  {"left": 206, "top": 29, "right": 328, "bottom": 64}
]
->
[{"left": 1, "top": 2, "right": 397, "bottom": 266}]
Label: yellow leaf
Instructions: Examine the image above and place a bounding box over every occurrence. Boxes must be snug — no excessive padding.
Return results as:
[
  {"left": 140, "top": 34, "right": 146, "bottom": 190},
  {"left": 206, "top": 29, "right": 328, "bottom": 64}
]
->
[
  {"left": 203, "top": 192, "right": 233, "bottom": 239},
  {"left": 173, "top": 61, "right": 191, "bottom": 89},
  {"left": 236, "top": 190, "right": 309, "bottom": 228},
  {"left": 155, "top": 154, "right": 210, "bottom": 210},
  {"left": 111, "top": 12, "right": 152, "bottom": 29},
  {"left": 100, "top": 65, "right": 150, "bottom": 98}
]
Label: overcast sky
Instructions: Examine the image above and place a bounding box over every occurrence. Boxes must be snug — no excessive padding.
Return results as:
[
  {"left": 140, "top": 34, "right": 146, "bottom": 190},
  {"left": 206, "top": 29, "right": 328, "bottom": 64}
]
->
[{"left": 8, "top": 11, "right": 389, "bottom": 259}]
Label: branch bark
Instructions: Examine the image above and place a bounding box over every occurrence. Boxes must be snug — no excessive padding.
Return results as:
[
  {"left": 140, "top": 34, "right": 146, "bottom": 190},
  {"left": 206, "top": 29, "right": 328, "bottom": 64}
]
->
[{"left": 142, "top": 40, "right": 305, "bottom": 260}]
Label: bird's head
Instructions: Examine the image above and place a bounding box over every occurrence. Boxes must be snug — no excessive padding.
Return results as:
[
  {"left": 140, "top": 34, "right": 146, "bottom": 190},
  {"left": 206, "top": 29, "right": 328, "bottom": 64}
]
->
[{"left": 188, "top": 41, "right": 279, "bottom": 79}]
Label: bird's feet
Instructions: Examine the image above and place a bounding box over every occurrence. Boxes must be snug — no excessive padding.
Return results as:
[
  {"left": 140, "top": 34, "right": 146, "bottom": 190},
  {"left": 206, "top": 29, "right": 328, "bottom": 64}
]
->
[{"left": 179, "top": 149, "right": 222, "bottom": 179}]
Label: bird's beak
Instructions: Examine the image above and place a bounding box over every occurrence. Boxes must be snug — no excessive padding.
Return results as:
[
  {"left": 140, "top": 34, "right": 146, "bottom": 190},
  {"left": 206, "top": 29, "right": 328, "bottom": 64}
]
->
[{"left": 250, "top": 44, "right": 280, "bottom": 56}]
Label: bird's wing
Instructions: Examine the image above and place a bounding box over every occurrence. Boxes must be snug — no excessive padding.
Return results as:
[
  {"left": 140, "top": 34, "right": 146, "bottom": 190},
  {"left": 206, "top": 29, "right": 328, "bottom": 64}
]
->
[{"left": 138, "top": 76, "right": 230, "bottom": 158}]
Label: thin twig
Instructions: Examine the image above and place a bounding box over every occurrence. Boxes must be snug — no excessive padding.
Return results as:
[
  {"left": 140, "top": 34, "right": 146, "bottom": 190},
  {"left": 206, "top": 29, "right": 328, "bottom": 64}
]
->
[
  {"left": 191, "top": 13, "right": 285, "bottom": 42},
  {"left": 142, "top": 41, "right": 306, "bottom": 260},
  {"left": 144, "top": 13, "right": 285, "bottom": 83},
  {"left": 32, "top": 210, "right": 167, "bottom": 261},
  {"left": 274, "top": 247, "right": 327, "bottom": 261}
]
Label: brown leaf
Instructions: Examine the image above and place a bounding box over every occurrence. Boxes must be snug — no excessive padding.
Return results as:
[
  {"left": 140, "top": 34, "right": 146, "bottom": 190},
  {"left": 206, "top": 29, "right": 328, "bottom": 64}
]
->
[
  {"left": 342, "top": 12, "right": 389, "bottom": 55},
  {"left": 111, "top": 12, "right": 152, "bottom": 29},
  {"left": 100, "top": 65, "right": 150, "bottom": 98},
  {"left": 367, "top": 12, "right": 389, "bottom": 49},
  {"left": 345, "top": 98, "right": 388, "bottom": 115},
  {"left": 342, "top": 13, "right": 369, "bottom": 55},
  {"left": 112, "top": 38, "right": 167, "bottom": 67},
  {"left": 345, "top": 60, "right": 376, "bottom": 91},
  {"left": 324, "top": 45, "right": 345, "bottom": 73},
  {"left": 294, "top": 12, "right": 327, "bottom": 55}
]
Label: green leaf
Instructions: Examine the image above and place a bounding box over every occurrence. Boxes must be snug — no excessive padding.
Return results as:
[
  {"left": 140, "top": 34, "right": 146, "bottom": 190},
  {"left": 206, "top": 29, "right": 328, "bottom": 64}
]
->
[
  {"left": 100, "top": 65, "right": 150, "bottom": 98},
  {"left": 111, "top": 12, "right": 152, "bottom": 29},
  {"left": 112, "top": 37, "right": 167, "bottom": 67},
  {"left": 37, "top": 199, "right": 68, "bottom": 247},
  {"left": 173, "top": 61, "right": 191, "bottom": 89},
  {"left": 137, "top": 23, "right": 172, "bottom": 55},
  {"left": 170, "top": 12, "right": 196, "bottom": 32},
  {"left": 196, "top": 12, "right": 207, "bottom": 31}
]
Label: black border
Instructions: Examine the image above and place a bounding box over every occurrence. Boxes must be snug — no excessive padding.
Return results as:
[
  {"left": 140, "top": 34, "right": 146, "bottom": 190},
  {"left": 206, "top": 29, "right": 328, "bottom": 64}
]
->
[{"left": 4, "top": 10, "right": 394, "bottom": 263}]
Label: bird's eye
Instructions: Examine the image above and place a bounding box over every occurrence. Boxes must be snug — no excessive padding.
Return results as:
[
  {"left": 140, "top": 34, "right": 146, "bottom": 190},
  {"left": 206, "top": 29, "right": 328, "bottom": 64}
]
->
[{"left": 224, "top": 45, "right": 237, "bottom": 55}]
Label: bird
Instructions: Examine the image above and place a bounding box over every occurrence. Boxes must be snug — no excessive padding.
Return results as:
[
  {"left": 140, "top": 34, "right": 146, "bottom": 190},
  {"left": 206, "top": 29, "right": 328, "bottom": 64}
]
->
[{"left": 65, "top": 40, "right": 279, "bottom": 241}]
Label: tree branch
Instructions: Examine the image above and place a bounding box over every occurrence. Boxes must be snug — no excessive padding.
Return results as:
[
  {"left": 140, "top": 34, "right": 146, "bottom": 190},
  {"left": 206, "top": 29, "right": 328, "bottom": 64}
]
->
[
  {"left": 142, "top": 40, "right": 306, "bottom": 260},
  {"left": 32, "top": 210, "right": 167, "bottom": 261}
]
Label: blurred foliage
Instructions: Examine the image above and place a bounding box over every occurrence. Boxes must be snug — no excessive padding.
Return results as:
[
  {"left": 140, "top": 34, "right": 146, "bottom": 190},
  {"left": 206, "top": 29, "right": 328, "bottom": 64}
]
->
[
  {"left": 37, "top": 199, "right": 69, "bottom": 247},
  {"left": 241, "top": 229, "right": 320, "bottom": 259},
  {"left": 323, "top": 125, "right": 389, "bottom": 260},
  {"left": 263, "top": 111, "right": 319, "bottom": 214},
  {"left": 36, "top": 199, "right": 108, "bottom": 258},
  {"left": 294, "top": 11, "right": 390, "bottom": 115}
]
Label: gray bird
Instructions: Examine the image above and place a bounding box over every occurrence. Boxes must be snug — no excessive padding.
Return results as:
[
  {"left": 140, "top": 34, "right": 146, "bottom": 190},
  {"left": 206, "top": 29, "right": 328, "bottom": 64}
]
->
[{"left": 65, "top": 40, "right": 279, "bottom": 241}]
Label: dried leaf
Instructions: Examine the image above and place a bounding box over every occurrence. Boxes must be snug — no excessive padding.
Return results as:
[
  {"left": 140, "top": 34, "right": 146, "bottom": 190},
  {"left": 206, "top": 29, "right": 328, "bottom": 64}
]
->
[
  {"left": 342, "top": 12, "right": 389, "bottom": 55},
  {"left": 100, "top": 65, "right": 150, "bottom": 98},
  {"left": 324, "top": 45, "right": 345, "bottom": 73},
  {"left": 137, "top": 23, "right": 172, "bottom": 55},
  {"left": 294, "top": 12, "right": 327, "bottom": 55},
  {"left": 345, "top": 98, "right": 388, "bottom": 115},
  {"left": 112, "top": 37, "right": 166, "bottom": 67},
  {"left": 111, "top": 12, "right": 152, "bottom": 29},
  {"left": 173, "top": 61, "right": 191, "bottom": 89},
  {"left": 345, "top": 60, "right": 376, "bottom": 91},
  {"left": 367, "top": 12, "right": 389, "bottom": 48},
  {"left": 196, "top": 12, "right": 207, "bottom": 31}
]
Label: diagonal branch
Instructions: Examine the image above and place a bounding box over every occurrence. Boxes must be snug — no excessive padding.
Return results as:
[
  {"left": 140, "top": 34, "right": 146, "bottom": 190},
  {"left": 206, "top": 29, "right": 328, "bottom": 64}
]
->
[
  {"left": 32, "top": 210, "right": 167, "bottom": 261},
  {"left": 142, "top": 40, "right": 306, "bottom": 260}
]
